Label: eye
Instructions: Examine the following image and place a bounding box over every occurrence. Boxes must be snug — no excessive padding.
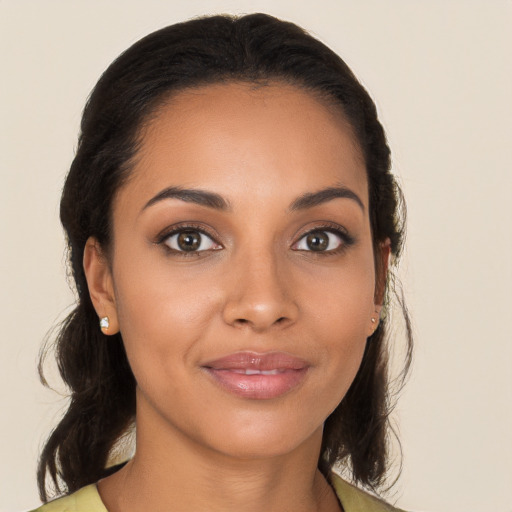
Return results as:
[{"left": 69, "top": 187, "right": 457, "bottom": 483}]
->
[
  {"left": 293, "top": 229, "right": 348, "bottom": 252},
  {"left": 163, "top": 229, "right": 220, "bottom": 253}
]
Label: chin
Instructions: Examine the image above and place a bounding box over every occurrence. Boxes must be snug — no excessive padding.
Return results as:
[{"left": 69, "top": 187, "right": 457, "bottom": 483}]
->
[{"left": 196, "top": 414, "right": 324, "bottom": 461}]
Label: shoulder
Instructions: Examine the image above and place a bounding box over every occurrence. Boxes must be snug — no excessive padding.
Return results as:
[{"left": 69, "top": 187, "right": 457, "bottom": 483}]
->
[
  {"left": 30, "top": 475, "right": 407, "bottom": 512},
  {"left": 331, "top": 474, "right": 407, "bottom": 512},
  {"left": 29, "top": 484, "right": 107, "bottom": 512}
]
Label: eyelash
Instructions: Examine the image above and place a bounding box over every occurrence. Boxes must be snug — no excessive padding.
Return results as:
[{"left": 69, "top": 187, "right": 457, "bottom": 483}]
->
[
  {"left": 293, "top": 223, "right": 355, "bottom": 256},
  {"left": 155, "top": 222, "right": 355, "bottom": 257},
  {"left": 155, "top": 223, "right": 222, "bottom": 258}
]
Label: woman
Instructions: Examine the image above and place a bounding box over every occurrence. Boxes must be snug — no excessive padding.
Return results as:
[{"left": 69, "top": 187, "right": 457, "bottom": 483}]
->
[{"left": 33, "top": 13, "right": 412, "bottom": 512}]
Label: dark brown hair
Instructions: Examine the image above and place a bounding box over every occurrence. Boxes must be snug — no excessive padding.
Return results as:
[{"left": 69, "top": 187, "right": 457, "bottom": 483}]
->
[{"left": 38, "top": 13, "right": 412, "bottom": 501}]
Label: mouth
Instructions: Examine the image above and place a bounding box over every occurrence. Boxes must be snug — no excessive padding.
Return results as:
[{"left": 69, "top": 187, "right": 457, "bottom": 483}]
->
[{"left": 201, "top": 351, "right": 310, "bottom": 400}]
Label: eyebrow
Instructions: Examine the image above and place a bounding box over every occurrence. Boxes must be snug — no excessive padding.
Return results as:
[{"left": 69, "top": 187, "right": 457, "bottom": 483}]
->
[
  {"left": 289, "top": 186, "right": 365, "bottom": 212},
  {"left": 143, "top": 186, "right": 230, "bottom": 211},
  {"left": 142, "top": 184, "right": 364, "bottom": 214}
]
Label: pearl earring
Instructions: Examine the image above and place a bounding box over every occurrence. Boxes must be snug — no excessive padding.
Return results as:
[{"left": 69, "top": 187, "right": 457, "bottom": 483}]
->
[{"left": 99, "top": 316, "right": 110, "bottom": 331}]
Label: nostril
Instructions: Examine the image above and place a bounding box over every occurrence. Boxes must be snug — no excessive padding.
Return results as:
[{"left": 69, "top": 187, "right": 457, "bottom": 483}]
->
[{"left": 233, "top": 317, "right": 287, "bottom": 328}]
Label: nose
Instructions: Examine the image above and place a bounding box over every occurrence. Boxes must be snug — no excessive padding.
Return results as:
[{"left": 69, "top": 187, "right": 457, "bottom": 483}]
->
[{"left": 222, "top": 248, "right": 299, "bottom": 332}]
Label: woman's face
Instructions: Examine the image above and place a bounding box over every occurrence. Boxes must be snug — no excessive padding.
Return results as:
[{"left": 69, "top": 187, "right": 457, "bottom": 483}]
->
[{"left": 87, "top": 82, "right": 383, "bottom": 460}]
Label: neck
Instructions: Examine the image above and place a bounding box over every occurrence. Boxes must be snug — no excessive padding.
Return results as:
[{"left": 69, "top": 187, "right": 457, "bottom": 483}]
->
[{"left": 98, "top": 394, "right": 340, "bottom": 512}]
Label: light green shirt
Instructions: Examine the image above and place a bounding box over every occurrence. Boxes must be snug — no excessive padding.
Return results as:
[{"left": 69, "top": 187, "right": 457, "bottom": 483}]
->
[{"left": 32, "top": 474, "right": 405, "bottom": 512}]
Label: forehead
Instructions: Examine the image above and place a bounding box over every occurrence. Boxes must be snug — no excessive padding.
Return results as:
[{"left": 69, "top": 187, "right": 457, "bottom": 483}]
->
[{"left": 119, "top": 82, "right": 368, "bottom": 212}]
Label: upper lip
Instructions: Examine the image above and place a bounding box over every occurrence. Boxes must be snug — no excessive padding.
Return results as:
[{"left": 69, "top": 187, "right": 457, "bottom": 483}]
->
[{"left": 202, "top": 351, "right": 309, "bottom": 371}]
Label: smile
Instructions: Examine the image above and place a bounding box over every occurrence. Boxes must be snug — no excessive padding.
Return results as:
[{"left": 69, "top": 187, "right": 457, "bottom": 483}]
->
[{"left": 202, "top": 351, "right": 310, "bottom": 400}]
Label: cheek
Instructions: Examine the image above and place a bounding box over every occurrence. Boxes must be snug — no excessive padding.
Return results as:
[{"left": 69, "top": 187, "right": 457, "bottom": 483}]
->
[
  {"left": 111, "top": 256, "right": 222, "bottom": 378},
  {"left": 114, "top": 243, "right": 222, "bottom": 324},
  {"left": 300, "top": 254, "right": 376, "bottom": 332},
  {"left": 300, "top": 253, "right": 375, "bottom": 379}
]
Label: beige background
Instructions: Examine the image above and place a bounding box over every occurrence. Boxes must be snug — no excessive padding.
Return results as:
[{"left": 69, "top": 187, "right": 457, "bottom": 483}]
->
[{"left": 1, "top": 1, "right": 511, "bottom": 511}]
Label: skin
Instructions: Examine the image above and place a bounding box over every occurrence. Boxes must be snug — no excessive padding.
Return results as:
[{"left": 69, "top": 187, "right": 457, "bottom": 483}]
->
[{"left": 84, "top": 82, "right": 388, "bottom": 512}]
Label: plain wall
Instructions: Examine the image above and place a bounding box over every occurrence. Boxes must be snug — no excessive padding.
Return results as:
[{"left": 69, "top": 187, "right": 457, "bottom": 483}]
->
[{"left": 1, "top": 1, "right": 511, "bottom": 511}]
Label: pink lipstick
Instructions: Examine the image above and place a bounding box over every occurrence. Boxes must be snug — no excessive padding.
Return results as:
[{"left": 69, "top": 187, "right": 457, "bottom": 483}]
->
[{"left": 202, "top": 352, "right": 309, "bottom": 399}]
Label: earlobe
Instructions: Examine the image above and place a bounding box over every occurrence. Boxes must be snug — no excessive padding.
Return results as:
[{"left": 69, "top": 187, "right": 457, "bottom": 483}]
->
[
  {"left": 83, "top": 237, "right": 120, "bottom": 335},
  {"left": 368, "top": 239, "right": 391, "bottom": 336}
]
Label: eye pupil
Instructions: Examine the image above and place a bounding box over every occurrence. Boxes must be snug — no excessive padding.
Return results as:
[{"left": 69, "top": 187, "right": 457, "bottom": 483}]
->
[
  {"left": 306, "top": 232, "right": 329, "bottom": 251},
  {"left": 177, "top": 231, "right": 201, "bottom": 251}
]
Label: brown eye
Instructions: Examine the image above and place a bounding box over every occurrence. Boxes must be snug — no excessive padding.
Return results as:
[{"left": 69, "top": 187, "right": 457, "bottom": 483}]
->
[
  {"left": 305, "top": 232, "right": 329, "bottom": 251},
  {"left": 164, "top": 229, "right": 219, "bottom": 252},
  {"left": 293, "top": 229, "right": 349, "bottom": 252},
  {"left": 177, "top": 231, "right": 201, "bottom": 251}
]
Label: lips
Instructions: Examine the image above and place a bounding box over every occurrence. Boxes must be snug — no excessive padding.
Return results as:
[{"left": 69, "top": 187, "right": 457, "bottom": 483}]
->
[{"left": 202, "top": 352, "right": 310, "bottom": 400}]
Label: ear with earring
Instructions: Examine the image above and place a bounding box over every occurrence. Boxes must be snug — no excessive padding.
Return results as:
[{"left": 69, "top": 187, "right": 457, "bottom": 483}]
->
[{"left": 370, "top": 308, "right": 381, "bottom": 334}]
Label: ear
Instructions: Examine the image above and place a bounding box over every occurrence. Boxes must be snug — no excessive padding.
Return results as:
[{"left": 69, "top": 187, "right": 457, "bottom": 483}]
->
[
  {"left": 83, "top": 237, "right": 120, "bottom": 335},
  {"left": 368, "top": 239, "right": 391, "bottom": 336},
  {"left": 374, "top": 238, "right": 392, "bottom": 308}
]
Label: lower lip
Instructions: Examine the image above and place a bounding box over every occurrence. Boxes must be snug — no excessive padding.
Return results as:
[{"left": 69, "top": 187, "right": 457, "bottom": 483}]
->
[{"left": 204, "top": 368, "right": 309, "bottom": 400}]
